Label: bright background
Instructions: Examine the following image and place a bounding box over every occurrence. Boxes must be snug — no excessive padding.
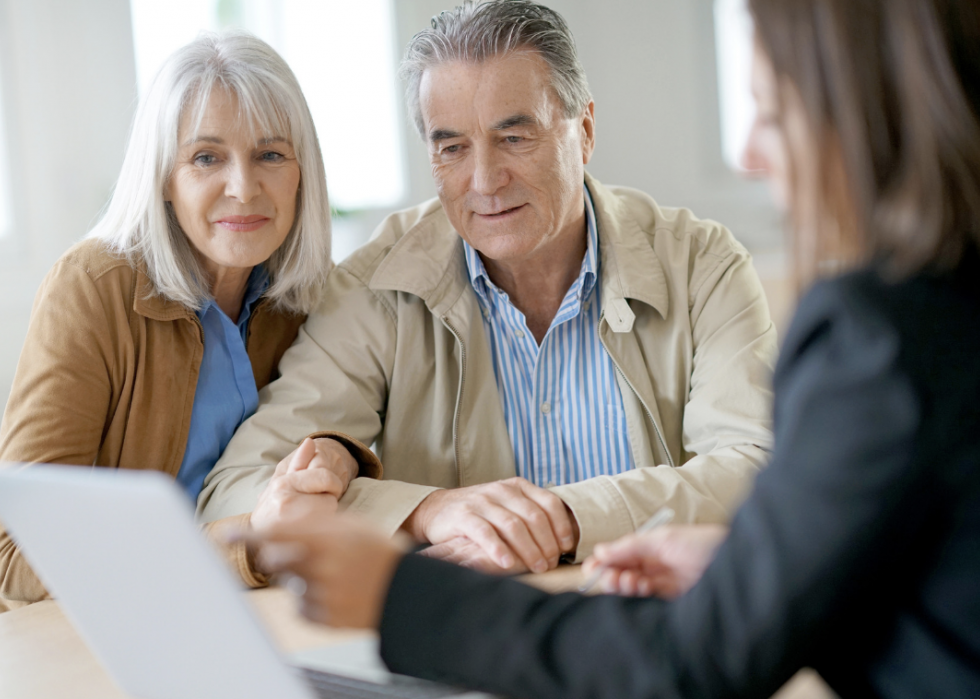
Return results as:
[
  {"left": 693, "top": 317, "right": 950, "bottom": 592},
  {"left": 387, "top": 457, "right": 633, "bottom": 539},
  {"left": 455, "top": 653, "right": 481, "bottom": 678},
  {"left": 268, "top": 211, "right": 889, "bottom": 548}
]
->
[{"left": 0, "top": 0, "right": 789, "bottom": 412}]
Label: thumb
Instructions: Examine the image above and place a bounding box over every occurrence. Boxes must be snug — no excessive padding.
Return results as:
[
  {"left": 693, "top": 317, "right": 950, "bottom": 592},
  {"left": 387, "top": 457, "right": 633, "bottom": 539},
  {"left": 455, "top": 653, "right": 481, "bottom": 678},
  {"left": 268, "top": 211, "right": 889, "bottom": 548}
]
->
[{"left": 289, "top": 438, "right": 317, "bottom": 473}]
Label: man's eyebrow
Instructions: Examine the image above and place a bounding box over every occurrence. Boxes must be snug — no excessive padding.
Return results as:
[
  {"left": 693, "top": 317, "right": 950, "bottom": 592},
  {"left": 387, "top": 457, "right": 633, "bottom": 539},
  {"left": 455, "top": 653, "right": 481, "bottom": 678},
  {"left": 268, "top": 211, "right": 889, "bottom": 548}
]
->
[
  {"left": 430, "top": 128, "right": 463, "bottom": 143},
  {"left": 492, "top": 114, "right": 537, "bottom": 131}
]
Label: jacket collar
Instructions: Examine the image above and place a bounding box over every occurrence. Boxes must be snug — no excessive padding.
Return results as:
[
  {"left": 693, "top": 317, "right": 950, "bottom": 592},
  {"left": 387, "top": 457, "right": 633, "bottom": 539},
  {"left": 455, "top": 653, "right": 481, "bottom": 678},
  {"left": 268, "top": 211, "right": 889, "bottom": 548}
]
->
[{"left": 369, "top": 172, "right": 669, "bottom": 320}]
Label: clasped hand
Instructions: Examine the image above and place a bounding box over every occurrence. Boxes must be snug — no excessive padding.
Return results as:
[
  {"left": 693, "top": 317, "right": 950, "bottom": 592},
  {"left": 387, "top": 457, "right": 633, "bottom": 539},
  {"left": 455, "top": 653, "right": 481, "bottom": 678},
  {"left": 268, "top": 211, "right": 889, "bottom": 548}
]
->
[
  {"left": 404, "top": 477, "right": 579, "bottom": 575},
  {"left": 250, "top": 437, "right": 358, "bottom": 536}
]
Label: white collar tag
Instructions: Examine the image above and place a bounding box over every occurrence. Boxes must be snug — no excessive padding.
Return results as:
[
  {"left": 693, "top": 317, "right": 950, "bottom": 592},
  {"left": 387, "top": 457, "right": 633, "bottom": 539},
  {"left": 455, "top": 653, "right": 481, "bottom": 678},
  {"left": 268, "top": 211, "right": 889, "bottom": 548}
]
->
[{"left": 604, "top": 297, "right": 635, "bottom": 333}]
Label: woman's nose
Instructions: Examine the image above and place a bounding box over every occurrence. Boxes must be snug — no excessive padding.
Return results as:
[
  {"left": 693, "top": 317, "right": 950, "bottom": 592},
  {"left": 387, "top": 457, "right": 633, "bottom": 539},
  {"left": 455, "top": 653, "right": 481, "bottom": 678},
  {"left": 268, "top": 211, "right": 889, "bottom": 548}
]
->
[
  {"left": 740, "top": 119, "right": 768, "bottom": 174},
  {"left": 224, "top": 159, "right": 262, "bottom": 203}
]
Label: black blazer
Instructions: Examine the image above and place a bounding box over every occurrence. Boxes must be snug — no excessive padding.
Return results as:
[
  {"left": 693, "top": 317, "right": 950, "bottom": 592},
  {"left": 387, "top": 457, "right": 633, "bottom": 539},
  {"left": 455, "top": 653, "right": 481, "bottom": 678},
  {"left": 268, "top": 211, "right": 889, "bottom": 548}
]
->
[{"left": 378, "top": 257, "right": 980, "bottom": 699}]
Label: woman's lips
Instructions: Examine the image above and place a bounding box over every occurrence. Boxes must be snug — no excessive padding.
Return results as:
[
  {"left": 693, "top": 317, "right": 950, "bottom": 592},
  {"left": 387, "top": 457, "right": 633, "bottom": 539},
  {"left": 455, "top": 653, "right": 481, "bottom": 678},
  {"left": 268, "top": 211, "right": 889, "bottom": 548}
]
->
[{"left": 214, "top": 215, "right": 270, "bottom": 232}]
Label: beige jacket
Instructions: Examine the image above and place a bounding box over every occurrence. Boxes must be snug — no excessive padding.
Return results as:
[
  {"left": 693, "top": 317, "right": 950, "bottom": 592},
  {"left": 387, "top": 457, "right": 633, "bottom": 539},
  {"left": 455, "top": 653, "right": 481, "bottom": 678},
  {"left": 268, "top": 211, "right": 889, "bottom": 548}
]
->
[{"left": 199, "top": 175, "right": 778, "bottom": 560}]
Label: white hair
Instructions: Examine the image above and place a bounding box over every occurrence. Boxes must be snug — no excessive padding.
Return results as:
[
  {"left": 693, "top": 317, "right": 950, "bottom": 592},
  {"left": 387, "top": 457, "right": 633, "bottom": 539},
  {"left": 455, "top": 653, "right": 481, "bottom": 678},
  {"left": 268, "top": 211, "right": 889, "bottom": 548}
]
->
[{"left": 90, "top": 30, "right": 331, "bottom": 314}]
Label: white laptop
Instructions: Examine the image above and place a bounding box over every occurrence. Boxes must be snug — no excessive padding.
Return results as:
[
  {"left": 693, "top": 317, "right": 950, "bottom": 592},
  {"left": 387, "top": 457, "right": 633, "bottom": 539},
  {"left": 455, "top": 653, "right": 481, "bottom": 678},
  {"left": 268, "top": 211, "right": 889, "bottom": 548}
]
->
[{"left": 0, "top": 465, "right": 493, "bottom": 699}]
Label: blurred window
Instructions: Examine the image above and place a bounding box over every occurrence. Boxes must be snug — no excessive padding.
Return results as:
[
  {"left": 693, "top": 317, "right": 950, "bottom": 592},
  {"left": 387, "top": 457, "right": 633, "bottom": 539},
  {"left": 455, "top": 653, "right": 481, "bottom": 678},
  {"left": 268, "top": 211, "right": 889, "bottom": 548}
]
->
[
  {"left": 130, "top": 0, "right": 406, "bottom": 211},
  {"left": 0, "top": 61, "right": 12, "bottom": 239},
  {"left": 714, "top": 0, "right": 755, "bottom": 171}
]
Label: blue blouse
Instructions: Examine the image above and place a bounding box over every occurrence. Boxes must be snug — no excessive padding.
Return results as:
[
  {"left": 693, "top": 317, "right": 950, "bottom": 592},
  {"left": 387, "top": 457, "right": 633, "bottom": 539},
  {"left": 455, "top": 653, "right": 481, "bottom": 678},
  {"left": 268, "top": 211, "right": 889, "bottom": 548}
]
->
[{"left": 175, "top": 267, "right": 269, "bottom": 499}]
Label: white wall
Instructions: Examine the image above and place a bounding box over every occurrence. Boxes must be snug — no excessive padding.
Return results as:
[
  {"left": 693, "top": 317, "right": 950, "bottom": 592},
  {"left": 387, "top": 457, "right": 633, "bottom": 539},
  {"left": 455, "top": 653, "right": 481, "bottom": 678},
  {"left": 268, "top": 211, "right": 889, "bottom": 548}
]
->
[
  {"left": 0, "top": 0, "right": 137, "bottom": 409},
  {"left": 0, "top": 0, "right": 787, "bottom": 413}
]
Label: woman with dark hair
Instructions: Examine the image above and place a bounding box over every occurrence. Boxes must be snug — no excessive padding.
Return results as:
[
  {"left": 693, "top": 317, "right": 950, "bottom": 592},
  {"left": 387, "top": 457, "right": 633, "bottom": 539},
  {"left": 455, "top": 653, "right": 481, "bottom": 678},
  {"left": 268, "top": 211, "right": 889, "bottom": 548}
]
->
[{"left": 251, "top": 0, "right": 980, "bottom": 696}]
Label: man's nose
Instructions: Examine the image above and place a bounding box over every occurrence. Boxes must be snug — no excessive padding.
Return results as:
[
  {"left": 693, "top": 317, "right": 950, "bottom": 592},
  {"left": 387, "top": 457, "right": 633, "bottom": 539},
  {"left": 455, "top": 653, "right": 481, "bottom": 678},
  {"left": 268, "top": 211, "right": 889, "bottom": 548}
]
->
[
  {"left": 471, "top": 146, "right": 508, "bottom": 196},
  {"left": 224, "top": 159, "right": 261, "bottom": 203}
]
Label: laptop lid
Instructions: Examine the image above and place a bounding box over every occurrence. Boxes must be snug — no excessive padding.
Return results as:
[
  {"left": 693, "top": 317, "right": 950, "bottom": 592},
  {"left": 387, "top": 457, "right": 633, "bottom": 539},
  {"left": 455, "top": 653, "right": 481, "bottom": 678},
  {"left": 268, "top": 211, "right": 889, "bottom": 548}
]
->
[{"left": 0, "top": 464, "right": 314, "bottom": 699}]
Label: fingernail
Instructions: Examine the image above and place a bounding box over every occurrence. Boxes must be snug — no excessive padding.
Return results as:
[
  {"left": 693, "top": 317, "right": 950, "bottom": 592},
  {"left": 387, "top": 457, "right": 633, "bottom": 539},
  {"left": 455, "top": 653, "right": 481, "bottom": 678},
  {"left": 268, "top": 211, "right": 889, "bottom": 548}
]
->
[
  {"left": 561, "top": 536, "right": 574, "bottom": 549},
  {"left": 500, "top": 554, "right": 514, "bottom": 568},
  {"left": 532, "top": 560, "right": 548, "bottom": 573}
]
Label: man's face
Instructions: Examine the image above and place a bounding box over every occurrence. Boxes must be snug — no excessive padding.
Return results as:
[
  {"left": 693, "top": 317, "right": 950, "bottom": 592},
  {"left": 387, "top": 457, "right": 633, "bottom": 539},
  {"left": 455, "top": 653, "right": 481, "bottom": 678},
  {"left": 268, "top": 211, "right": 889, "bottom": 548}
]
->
[{"left": 419, "top": 51, "right": 595, "bottom": 264}]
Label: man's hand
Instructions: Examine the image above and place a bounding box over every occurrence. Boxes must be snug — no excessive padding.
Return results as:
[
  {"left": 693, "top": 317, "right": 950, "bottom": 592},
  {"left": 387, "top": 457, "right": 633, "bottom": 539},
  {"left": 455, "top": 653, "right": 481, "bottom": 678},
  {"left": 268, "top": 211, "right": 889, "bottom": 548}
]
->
[
  {"left": 417, "top": 536, "right": 520, "bottom": 574},
  {"left": 251, "top": 512, "right": 406, "bottom": 629},
  {"left": 583, "top": 524, "right": 728, "bottom": 598},
  {"left": 250, "top": 437, "right": 358, "bottom": 535},
  {"left": 402, "top": 477, "right": 577, "bottom": 574}
]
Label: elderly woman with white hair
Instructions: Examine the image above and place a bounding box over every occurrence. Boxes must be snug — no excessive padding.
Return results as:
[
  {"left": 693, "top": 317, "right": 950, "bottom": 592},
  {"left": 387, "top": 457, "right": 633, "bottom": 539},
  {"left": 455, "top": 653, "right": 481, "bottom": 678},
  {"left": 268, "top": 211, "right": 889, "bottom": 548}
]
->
[{"left": 0, "top": 31, "right": 379, "bottom": 612}]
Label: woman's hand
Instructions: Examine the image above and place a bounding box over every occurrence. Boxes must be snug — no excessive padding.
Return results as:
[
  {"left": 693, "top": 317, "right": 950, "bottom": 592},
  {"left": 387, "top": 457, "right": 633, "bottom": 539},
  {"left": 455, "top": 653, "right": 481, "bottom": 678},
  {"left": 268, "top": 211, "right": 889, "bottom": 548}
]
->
[
  {"left": 249, "top": 437, "right": 358, "bottom": 536},
  {"left": 251, "top": 512, "right": 407, "bottom": 629},
  {"left": 582, "top": 524, "right": 728, "bottom": 599}
]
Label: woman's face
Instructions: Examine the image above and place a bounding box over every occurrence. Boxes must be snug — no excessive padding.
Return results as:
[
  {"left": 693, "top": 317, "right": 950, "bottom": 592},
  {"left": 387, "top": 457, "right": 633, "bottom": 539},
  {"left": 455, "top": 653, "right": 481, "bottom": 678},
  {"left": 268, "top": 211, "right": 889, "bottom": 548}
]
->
[
  {"left": 742, "top": 43, "right": 815, "bottom": 216},
  {"left": 166, "top": 88, "right": 301, "bottom": 277}
]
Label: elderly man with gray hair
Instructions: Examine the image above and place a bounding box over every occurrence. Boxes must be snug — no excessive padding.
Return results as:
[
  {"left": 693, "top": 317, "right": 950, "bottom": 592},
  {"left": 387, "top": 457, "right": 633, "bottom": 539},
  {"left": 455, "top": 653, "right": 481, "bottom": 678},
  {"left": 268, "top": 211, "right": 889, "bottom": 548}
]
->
[{"left": 199, "top": 0, "right": 777, "bottom": 576}]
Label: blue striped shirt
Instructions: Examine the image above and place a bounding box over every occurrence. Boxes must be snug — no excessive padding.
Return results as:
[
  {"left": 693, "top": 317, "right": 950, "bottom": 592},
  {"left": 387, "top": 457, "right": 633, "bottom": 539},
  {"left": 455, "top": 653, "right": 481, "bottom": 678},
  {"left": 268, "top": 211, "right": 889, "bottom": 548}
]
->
[{"left": 464, "top": 186, "right": 634, "bottom": 486}]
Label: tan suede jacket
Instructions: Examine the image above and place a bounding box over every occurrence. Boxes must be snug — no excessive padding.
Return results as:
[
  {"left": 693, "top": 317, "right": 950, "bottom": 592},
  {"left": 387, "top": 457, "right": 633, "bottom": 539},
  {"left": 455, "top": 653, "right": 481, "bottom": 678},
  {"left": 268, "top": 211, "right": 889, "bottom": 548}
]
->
[
  {"left": 0, "top": 239, "right": 378, "bottom": 612},
  {"left": 199, "top": 175, "right": 778, "bottom": 561}
]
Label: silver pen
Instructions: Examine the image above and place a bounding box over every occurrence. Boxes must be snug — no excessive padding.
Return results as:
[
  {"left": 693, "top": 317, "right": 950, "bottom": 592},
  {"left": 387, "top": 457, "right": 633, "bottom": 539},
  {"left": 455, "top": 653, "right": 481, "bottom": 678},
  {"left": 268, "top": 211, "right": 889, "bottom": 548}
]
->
[{"left": 578, "top": 506, "right": 675, "bottom": 593}]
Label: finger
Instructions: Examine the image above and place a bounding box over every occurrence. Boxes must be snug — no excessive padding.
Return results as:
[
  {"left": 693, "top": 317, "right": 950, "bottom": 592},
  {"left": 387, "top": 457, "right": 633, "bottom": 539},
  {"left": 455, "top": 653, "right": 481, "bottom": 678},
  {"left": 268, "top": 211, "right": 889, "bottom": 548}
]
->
[
  {"left": 456, "top": 513, "right": 518, "bottom": 570},
  {"left": 310, "top": 439, "right": 357, "bottom": 479},
  {"left": 619, "top": 569, "right": 643, "bottom": 596},
  {"left": 288, "top": 438, "right": 317, "bottom": 472},
  {"left": 417, "top": 541, "right": 460, "bottom": 560},
  {"left": 592, "top": 532, "right": 664, "bottom": 569},
  {"left": 517, "top": 481, "right": 576, "bottom": 552},
  {"left": 493, "top": 495, "right": 562, "bottom": 566},
  {"left": 285, "top": 469, "right": 346, "bottom": 497},
  {"left": 599, "top": 567, "right": 622, "bottom": 594},
  {"left": 481, "top": 504, "right": 550, "bottom": 573}
]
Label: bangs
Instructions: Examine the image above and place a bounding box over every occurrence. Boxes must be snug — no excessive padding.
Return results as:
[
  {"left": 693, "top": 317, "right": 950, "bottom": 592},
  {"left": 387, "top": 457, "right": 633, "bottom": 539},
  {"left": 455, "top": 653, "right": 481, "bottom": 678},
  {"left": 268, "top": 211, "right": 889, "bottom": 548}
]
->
[{"left": 180, "top": 70, "right": 293, "bottom": 146}]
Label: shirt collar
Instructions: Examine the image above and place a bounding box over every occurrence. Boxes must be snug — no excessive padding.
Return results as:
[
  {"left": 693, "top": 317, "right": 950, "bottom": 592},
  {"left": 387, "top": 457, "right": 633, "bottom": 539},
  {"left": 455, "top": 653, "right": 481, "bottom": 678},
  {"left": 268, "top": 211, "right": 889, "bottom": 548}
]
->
[{"left": 463, "top": 183, "right": 600, "bottom": 308}]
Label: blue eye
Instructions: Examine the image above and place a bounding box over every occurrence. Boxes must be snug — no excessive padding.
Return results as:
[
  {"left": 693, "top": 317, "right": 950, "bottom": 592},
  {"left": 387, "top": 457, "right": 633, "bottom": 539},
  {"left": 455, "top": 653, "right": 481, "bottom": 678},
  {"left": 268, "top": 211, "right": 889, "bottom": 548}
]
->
[
  {"left": 260, "top": 151, "right": 286, "bottom": 162},
  {"left": 194, "top": 153, "right": 217, "bottom": 165},
  {"left": 506, "top": 136, "right": 523, "bottom": 143}
]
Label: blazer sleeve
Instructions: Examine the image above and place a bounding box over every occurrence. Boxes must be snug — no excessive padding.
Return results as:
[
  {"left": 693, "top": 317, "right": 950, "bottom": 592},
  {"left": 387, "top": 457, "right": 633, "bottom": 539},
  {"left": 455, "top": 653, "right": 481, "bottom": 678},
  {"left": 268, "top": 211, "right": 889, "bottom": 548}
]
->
[
  {"left": 0, "top": 260, "right": 116, "bottom": 608},
  {"left": 378, "top": 281, "right": 929, "bottom": 699},
  {"left": 554, "top": 244, "right": 777, "bottom": 559}
]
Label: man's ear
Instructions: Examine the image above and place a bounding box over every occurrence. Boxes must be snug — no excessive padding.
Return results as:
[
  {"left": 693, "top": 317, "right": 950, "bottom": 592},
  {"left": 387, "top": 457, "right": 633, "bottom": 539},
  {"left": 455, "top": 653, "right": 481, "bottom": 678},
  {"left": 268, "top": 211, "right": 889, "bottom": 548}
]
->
[{"left": 580, "top": 100, "right": 596, "bottom": 165}]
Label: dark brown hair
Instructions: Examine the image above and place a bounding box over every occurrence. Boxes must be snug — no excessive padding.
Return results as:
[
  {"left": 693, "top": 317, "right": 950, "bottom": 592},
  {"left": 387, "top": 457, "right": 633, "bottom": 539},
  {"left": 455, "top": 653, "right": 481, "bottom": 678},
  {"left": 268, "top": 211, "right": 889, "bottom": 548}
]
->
[{"left": 748, "top": 0, "right": 980, "bottom": 281}]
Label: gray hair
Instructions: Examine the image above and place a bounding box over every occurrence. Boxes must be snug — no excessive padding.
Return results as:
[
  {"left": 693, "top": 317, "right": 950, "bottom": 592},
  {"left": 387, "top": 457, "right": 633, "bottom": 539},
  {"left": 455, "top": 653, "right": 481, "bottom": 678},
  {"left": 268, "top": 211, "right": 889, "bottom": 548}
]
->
[
  {"left": 90, "top": 30, "right": 330, "bottom": 314},
  {"left": 400, "top": 0, "right": 592, "bottom": 138}
]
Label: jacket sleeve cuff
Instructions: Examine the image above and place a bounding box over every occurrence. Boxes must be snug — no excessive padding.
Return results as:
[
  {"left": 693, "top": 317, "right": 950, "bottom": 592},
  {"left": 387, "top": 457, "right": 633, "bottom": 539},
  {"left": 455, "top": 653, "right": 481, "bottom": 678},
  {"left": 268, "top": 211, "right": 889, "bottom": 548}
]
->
[
  {"left": 339, "top": 478, "right": 442, "bottom": 538},
  {"left": 550, "top": 477, "right": 635, "bottom": 563},
  {"left": 307, "top": 430, "right": 383, "bottom": 480},
  {"left": 201, "top": 513, "right": 270, "bottom": 589}
]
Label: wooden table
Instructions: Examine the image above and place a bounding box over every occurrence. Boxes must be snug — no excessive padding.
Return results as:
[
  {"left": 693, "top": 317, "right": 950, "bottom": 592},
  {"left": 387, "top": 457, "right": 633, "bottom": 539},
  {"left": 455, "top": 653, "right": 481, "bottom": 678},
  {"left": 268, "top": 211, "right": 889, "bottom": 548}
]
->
[{"left": 0, "top": 566, "right": 835, "bottom": 699}]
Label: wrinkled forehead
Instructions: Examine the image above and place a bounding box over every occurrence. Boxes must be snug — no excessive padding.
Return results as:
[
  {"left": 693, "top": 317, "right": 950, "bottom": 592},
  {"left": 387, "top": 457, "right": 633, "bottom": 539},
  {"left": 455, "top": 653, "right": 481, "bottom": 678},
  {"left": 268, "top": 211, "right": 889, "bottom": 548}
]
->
[
  {"left": 178, "top": 79, "right": 291, "bottom": 143},
  {"left": 419, "top": 52, "right": 561, "bottom": 135}
]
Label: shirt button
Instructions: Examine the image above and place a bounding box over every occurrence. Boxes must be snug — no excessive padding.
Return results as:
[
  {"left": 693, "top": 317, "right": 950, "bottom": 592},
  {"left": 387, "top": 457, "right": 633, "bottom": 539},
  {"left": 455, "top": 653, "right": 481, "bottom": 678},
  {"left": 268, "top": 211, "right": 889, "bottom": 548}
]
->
[
  {"left": 515, "top": 330, "right": 525, "bottom": 339},
  {"left": 540, "top": 402, "right": 551, "bottom": 414},
  {"left": 481, "top": 307, "right": 490, "bottom": 319},
  {"left": 583, "top": 300, "right": 591, "bottom": 312},
  {"left": 545, "top": 481, "right": 557, "bottom": 489}
]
